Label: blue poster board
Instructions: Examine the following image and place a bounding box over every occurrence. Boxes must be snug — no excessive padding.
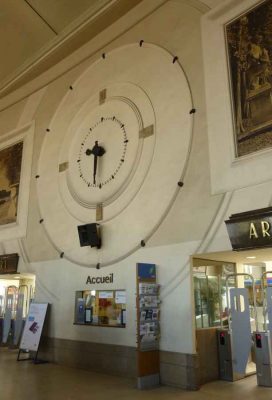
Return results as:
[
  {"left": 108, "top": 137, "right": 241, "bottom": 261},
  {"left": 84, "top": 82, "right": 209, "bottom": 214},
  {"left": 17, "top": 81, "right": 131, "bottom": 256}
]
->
[{"left": 137, "top": 263, "right": 156, "bottom": 280}]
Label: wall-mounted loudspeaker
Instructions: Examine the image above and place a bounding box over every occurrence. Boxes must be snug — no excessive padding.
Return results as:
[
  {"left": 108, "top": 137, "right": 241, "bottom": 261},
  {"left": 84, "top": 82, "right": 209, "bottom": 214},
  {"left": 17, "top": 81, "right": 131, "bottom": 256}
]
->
[{"left": 77, "top": 223, "right": 101, "bottom": 249}]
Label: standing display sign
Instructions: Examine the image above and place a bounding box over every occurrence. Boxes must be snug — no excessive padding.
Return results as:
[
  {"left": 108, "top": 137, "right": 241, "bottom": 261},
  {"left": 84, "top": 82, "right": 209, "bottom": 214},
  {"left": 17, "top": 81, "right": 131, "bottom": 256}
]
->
[{"left": 17, "top": 303, "right": 49, "bottom": 362}]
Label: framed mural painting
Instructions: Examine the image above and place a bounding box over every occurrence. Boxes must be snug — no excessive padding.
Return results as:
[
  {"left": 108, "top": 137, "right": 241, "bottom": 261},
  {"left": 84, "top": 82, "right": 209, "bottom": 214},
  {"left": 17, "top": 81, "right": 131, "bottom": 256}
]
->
[
  {"left": 0, "top": 142, "right": 23, "bottom": 225},
  {"left": 226, "top": 0, "right": 272, "bottom": 157}
]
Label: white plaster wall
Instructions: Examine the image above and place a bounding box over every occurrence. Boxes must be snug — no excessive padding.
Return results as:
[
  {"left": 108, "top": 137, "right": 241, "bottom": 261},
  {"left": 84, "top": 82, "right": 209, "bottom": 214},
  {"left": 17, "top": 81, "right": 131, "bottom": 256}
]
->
[
  {"left": 27, "top": 240, "right": 198, "bottom": 354},
  {"left": 0, "top": 0, "right": 233, "bottom": 356},
  {"left": 1, "top": 0, "right": 272, "bottom": 357}
]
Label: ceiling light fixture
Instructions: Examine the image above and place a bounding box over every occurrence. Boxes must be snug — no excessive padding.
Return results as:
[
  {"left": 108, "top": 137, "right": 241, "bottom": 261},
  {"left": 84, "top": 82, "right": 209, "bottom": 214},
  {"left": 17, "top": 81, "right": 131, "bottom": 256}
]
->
[{"left": 246, "top": 256, "right": 256, "bottom": 259}]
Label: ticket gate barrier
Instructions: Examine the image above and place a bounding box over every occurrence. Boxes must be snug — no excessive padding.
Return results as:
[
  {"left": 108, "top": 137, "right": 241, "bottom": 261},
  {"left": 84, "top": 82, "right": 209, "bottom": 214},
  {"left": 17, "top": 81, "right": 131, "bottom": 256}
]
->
[
  {"left": 217, "top": 329, "right": 233, "bottom": 381},
  {"left": 14, "top": 285, "right": 28, "bottom": 346},
  {"left": 2, "top": 286, "right": 18, "bottom": 344},
  {"left": 253, "top": 331, "right": 272, "bottom": 386},
  {"left": 253, "top": 271, "right": 272, "bottom": 387},
  {"left": 217, "top": 273, "right": 257, "bottom": 381}
]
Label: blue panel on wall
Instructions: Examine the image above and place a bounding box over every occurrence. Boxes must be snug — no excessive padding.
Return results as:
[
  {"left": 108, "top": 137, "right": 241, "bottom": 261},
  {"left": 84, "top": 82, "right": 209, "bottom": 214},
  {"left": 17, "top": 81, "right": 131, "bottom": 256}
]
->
[{"left": 137, "top": 263, "right": 156, "bottom": 279}]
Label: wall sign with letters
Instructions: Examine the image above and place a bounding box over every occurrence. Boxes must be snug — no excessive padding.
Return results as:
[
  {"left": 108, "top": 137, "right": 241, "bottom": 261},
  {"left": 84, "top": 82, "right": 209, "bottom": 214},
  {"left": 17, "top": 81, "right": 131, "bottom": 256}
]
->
[
  {"left": 225, "top": 207, "right": 272, "bottom": 251},
  {"left": 0, "top": 253, "right": 19, "bottom": 274},
  {"left": 86, "top": 273, "right": 113, "bottom": 285}
]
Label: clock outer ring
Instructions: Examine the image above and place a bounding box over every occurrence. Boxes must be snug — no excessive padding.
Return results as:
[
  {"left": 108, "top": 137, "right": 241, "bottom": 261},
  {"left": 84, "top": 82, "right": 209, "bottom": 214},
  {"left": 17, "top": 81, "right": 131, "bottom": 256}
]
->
[{"left": 37, "top": 43, "right": 193, "bottom": 267}]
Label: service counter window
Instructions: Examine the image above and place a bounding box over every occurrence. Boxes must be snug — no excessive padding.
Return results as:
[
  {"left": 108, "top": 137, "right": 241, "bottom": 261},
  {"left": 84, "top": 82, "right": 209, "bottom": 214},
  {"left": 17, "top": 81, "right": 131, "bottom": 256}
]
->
[{"left": 74, "top": 289, "right": 126, "bottom": 327}]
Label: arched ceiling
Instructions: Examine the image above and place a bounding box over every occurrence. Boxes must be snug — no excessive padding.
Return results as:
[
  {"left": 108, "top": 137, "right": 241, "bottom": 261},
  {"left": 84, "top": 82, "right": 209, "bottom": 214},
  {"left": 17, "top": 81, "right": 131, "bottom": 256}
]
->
[{"left": 0, "top": 0, "right": 226, "bottom": 99}]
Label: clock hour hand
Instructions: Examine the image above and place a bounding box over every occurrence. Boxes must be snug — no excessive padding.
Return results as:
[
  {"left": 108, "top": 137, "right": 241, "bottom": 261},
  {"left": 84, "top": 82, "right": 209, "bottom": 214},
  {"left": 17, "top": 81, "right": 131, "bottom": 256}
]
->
[{"left": 85, "top": 141, "right": 106, "bottom": 185}]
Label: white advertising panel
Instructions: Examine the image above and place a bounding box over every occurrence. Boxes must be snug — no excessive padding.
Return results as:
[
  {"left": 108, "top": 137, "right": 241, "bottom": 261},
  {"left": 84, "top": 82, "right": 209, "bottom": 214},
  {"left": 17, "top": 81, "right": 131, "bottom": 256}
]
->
[
  {"left": 115, "top": 291, "right": 126, "bottom": 304},
  {"left": 98, "top": 291, "right": 113, "bottom": 299},
  {"left": 20, "top": 303, "right": 48, "bottom": 352}
]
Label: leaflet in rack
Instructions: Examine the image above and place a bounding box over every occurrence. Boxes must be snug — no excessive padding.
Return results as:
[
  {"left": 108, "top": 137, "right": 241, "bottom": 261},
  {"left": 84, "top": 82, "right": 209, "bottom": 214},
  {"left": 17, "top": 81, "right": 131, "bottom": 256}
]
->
[{"left": 138, "top": 283, "right": 160, "bottom": 351}]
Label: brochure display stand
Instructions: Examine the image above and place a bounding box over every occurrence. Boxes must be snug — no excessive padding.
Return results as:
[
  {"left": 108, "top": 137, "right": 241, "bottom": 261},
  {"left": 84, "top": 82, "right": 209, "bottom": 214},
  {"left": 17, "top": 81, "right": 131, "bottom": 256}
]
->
[
  {"left": 17, "top": 302, "right": 49, "bottom": 364},
  {"left": 136, "top": 263, "right": 160, "bottom": 389}
]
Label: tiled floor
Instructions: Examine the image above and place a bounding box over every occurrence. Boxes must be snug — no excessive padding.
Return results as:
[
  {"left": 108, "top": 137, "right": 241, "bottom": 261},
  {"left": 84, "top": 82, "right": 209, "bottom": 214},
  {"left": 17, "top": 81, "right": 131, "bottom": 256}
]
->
[{"left": 0, "top": 347, "right": 271, "bottom": 400}]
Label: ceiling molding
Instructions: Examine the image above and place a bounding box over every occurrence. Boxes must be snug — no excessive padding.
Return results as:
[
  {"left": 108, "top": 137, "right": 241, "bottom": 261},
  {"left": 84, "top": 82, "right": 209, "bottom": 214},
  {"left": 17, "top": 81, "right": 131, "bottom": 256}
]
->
[
  {"left": 0, "top": 0, "right": 143, "bottom": 98},
  {"left": 0, "top": 0, "right": 224, "bottom": 110}
]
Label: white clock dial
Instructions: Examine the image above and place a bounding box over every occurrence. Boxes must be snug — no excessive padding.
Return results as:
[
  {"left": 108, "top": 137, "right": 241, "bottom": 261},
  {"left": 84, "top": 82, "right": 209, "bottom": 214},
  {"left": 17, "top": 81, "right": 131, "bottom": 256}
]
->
[
  {"left": 78, "top": 116, "right": 128, "bottom": 189},
  {"left": 67, "top": 98, "right": 141, "bottom": 207}
]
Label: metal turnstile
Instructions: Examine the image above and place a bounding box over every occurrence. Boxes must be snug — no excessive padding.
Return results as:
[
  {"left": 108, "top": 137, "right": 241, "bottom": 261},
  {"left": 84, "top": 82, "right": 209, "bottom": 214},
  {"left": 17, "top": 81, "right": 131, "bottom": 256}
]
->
[
  {"left": 13, "top": 285, "right": 28, "bottom": 346},
  {"left": 253, "top": 331, "right": 272, "bottom": 386},
  {"left": 217, "top": 273, "right": 257, "bottom": 381},
  {"left": 217, "top": 329, "right": 233, "bottom": 380},
  {"left": 253, "top": 271, "right": 272, "bottom": 387},
  {"left": 2, "top": 285, "right": 18, "bottom": 344}
]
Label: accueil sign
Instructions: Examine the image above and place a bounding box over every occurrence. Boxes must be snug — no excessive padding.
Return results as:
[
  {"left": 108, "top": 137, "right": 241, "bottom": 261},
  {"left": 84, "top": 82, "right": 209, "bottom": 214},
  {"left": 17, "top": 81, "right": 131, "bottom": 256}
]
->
[
  {"left": 225, "top": 207, "right": 272, "bottom": 251},
  {"left": 86, "top": 273, "right": 113, "bottom": 284}
]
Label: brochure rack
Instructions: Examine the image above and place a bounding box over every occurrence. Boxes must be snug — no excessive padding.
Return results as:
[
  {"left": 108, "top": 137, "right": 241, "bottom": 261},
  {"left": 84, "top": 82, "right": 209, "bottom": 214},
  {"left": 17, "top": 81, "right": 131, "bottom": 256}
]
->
[{"left": 136, "top": 263, "right": 160, "bottom": 389}]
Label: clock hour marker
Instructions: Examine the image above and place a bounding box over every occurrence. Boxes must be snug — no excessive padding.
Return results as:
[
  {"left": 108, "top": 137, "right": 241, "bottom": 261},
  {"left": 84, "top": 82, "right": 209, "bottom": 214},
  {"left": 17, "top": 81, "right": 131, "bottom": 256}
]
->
[
  {"left": 99, "top": 183, "right": 102, "bottom": 189},
  {"left": 96, "top": 204, "right": 103, "bottom": 221},
  {"left": 139, "top": 124, "right": 154, "bottom": 138},
  {"left": 112, "top": 175, "right": 114, "bottom": 179},
  {"left": 99, "top": 89, "right": 107, "bottom": 105},
  {"left": 124, "top": 140, "right": 129, "bottom": 143},
  {"left": 121, "top": 159, "right": 124, "bottom": 162},
  {"left": 59, "top": 161, "right": 69, "bottom": 172},
  {"left": 101, "top": 117, "right": 104, "bottom": 122}
]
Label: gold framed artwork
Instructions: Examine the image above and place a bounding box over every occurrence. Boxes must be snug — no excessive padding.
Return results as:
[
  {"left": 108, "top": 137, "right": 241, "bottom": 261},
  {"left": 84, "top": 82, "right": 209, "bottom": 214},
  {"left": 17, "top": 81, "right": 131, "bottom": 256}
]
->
[
  {"left": 226, "top": 0, "right": 272, "bottom": 157},
  {"left": 0, "top": 142, "right": 23, "bottom": 225}
]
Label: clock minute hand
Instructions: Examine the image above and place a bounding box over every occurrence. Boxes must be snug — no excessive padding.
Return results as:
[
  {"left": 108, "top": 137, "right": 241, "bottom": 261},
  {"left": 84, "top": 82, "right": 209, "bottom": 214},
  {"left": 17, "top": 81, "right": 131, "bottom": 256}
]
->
[
  {"left": 86, "top": 141, "right": 106, "bottom": 185},
  {"left": 93, "top": 154, "right": 97, "bottom": 185}
]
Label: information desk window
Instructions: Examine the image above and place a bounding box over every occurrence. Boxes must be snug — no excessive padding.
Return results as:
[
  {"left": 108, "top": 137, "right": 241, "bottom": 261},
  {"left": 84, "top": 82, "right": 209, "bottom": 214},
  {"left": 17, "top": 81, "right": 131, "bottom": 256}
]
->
[{"left": 74, "top": 289, "right": 126, "bottom": 327}]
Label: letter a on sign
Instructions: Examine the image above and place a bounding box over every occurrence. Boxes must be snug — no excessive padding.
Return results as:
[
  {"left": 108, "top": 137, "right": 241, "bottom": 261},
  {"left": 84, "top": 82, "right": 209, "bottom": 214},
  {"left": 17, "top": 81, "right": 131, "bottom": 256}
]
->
[{"left": 249, "top": 223, "right": 258, "bottom": 239}]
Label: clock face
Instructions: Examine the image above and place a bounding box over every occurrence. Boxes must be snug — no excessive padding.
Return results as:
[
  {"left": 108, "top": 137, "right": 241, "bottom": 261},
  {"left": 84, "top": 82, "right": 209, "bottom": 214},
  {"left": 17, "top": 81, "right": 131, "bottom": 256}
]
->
[
  {"left": 67, "top": 97, "right": 142, "bottom": 207},
  {"left": 37, "top": 43, "right": 192, "bottom": 267},
  {"left": 78, "top": 116, "right": 128, "bottom": 189}
]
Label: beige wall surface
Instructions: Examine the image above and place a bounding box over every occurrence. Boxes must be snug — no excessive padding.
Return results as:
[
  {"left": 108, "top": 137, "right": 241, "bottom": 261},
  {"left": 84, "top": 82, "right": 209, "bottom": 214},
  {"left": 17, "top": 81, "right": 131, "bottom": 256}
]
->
[{"left": 0, "top": 0, "right": 271, "bottom": 359}]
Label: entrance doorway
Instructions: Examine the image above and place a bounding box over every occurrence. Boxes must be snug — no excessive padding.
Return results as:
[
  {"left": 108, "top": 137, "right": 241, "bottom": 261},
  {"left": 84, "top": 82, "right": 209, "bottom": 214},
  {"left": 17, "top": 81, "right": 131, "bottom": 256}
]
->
[
  {"left": 0, "top": 273, "right": 35, "bottom": 346},
  {"left": 192, "top": 248, "right": 272, "bottom": 386}
]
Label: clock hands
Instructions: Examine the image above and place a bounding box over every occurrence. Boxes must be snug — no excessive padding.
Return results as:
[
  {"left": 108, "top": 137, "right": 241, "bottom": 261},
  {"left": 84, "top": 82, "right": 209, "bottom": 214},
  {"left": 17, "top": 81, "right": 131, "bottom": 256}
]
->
[{"left": 85, "top": 141, "right": 106, "bottom": 185}]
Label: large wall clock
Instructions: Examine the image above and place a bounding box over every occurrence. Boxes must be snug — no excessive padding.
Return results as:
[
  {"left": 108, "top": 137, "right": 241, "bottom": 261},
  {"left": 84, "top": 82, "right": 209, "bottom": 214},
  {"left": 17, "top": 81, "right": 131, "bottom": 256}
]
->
[{"left": 37, "top": 43, "right": 193, "bottom": 267}]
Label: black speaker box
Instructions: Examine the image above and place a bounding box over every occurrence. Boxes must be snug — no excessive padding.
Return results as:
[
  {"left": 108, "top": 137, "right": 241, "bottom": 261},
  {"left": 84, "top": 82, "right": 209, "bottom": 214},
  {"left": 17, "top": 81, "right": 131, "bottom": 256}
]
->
[{"left": 77, "top": 223, "right": 101, "bottom": 248}]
